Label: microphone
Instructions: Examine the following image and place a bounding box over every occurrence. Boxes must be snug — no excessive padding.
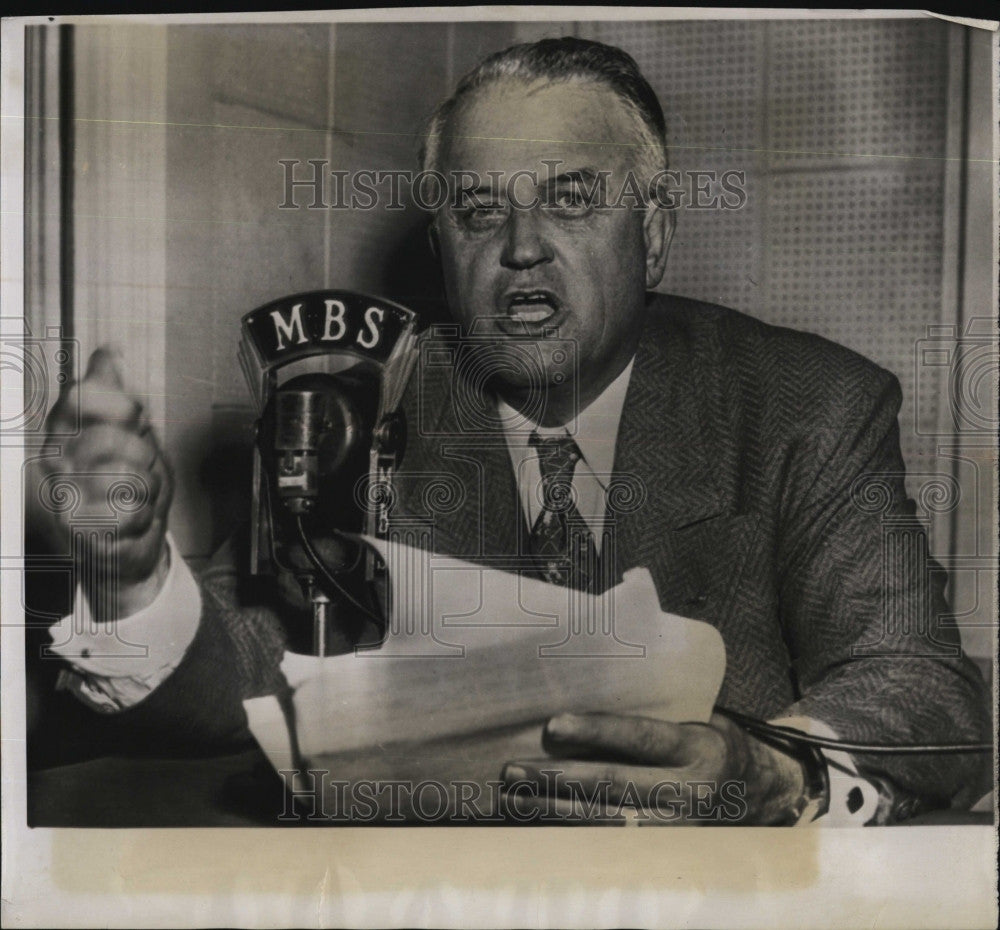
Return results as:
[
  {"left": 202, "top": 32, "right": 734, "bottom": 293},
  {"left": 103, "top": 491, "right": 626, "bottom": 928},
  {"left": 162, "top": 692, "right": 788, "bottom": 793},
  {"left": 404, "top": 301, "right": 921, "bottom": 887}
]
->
[
  {"left": 273, "top": 388, "right": 326, "bottom": 514},
  {"left": 271, "top": 373, "right": 368, "bottom": 514},
  {"left": 239, "top": 290, "right": 422, "bottom": 655},
  {"left": 266, "top": 375, "right": 374, "bottom": 655}
]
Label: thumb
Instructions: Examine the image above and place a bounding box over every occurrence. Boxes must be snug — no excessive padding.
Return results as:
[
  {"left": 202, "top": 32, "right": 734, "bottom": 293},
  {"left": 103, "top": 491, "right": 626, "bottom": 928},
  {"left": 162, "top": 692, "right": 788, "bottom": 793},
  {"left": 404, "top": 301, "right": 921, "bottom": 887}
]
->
[{"left": 84, "top": 346, "right": 126, "bottom": 390}]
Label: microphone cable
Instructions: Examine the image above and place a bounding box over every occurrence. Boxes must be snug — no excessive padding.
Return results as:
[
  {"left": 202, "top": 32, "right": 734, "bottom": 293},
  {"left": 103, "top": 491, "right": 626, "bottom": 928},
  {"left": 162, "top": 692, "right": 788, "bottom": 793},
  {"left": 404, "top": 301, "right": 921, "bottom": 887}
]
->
[
  {"left": 293, "top": 514, "right": 384, "bottom": 627},
  {"left": 716, "top": 706, "right": 994, "bottom": 754}
]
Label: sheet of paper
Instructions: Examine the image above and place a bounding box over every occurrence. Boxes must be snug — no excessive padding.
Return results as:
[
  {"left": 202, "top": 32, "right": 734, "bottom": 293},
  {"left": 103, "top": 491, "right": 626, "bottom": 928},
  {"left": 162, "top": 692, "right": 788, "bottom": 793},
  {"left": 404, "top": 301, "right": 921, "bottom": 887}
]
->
[{"left": 245, "top": 536, "right": 725, "bottom": 766}]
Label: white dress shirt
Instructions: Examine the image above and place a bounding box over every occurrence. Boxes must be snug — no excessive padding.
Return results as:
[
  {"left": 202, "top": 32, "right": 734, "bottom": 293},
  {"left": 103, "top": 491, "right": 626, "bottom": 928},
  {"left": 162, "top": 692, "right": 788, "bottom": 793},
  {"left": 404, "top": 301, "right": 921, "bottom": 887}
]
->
[
  {"left": 48, "top": 532, "right": 201, "bottom": 712},
  {"left": 496, "top": 358, "right": 634, "bottom": 551}
]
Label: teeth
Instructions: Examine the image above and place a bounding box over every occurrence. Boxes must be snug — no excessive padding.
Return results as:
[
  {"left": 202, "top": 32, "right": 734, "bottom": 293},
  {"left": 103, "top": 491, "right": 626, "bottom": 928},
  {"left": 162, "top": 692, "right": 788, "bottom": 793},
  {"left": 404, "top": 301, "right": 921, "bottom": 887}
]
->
[
  {"left": 508, "top": 292, "right": 557, "bottom": 323},
  {"left": 511, "top": 305, "right": 555, "bottom": 323}
]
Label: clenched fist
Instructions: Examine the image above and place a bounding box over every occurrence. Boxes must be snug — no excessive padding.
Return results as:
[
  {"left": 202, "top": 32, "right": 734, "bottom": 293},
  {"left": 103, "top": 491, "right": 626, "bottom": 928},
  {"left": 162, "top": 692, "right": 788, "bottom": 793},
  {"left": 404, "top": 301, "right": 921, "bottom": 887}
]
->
[{"left": 29, "top": 347, "right": 174, "bottom": 621}]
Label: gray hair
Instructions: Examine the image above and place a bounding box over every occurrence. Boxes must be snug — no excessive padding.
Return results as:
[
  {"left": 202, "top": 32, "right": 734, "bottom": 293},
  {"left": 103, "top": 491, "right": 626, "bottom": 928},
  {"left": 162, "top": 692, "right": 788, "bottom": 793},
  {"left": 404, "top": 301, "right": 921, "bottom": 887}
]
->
[{"left": 419, "top": 37, "right": 669, "bottom": 195}]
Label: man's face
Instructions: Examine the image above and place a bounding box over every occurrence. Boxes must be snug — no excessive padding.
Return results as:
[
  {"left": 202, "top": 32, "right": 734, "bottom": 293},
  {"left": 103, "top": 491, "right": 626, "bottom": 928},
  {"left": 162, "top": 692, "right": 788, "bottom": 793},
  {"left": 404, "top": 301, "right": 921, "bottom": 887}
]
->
[{"left": 434, "top": 78, "right": 672, "bottom": 418}]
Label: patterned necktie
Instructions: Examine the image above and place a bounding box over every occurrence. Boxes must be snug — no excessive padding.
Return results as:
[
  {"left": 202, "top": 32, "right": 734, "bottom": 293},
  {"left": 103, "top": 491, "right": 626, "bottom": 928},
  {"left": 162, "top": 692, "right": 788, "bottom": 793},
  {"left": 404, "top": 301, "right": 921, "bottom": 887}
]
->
[{"left": 527, "top": 433, "right": 599, "bottom": 591}]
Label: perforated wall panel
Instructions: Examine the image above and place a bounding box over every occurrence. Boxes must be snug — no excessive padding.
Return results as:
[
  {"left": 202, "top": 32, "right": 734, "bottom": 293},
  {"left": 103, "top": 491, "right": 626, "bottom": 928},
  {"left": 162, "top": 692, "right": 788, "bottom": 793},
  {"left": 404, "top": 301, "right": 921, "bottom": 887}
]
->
[
  {"left": 767, "top": 19, "right": 948, "bottom": 166},
  {"left": 586, "top": 20, "right": 767, "bottom": 316},
  {"left": 765, "top": 168, "right": 945, "bottom": 457},
  {"left": 583, "top": 18, "right": 950, "bottom": 479}
]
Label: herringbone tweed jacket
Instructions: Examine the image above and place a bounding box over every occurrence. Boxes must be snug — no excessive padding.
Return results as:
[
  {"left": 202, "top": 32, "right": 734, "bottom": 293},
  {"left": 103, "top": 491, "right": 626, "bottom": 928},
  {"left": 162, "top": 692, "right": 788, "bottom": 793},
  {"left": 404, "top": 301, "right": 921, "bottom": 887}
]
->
[{"left": 29, "top": 294, "right": 991, "bottom": 820}]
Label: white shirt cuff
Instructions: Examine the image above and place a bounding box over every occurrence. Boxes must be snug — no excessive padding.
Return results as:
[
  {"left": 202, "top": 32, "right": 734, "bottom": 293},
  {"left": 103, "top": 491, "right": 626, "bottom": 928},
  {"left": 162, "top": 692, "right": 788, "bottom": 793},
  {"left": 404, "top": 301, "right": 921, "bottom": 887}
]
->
[
  {"left": 770, "top": 715, "right": 881, "bottom": 826},
  {"left": 47, "top": 533, "right": 202, "bottom": 712}
]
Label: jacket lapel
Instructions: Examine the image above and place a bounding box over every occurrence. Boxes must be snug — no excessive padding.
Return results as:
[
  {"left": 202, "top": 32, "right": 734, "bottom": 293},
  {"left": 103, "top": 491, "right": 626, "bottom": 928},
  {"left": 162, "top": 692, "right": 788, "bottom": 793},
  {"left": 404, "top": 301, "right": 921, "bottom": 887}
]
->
[
  {"left": 434, "top": 434, "right": 522, "bottom": 561},
  {"left": 398, "top": 355, "right": 521, "bottom": 562},
  {"left": 610, "top": 301, "right": 731, "bottom": 605}
]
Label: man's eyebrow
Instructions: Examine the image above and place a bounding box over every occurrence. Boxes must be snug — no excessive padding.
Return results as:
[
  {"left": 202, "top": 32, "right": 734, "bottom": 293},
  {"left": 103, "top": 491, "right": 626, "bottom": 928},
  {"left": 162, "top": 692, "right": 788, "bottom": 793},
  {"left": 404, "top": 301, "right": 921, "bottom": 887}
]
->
[
  {"left": 541, "top": 168, "right": 603, "bottom": 186},
  {"left": 455, "top": 182, "right": 504, "bottom": 201},
  {"left": 466, "top": 183, "right": 502, "bottom": 196},
  {"left": 452, "top": 169, "right": 605, "bottom": 202}
]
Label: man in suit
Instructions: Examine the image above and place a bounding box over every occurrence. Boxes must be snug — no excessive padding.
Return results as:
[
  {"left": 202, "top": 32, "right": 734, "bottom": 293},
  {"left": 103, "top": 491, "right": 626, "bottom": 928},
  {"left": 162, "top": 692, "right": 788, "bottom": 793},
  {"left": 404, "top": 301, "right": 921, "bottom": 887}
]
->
[{"left": 29, "top": 38, "right": 990, "bottom": 824}]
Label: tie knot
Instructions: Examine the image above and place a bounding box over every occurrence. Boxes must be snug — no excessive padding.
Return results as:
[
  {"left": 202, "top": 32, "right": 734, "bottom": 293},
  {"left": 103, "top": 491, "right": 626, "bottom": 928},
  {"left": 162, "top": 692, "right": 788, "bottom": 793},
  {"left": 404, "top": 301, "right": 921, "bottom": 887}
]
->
[{"left": 529, "top": 432, "right": 583, "bottom": 481}]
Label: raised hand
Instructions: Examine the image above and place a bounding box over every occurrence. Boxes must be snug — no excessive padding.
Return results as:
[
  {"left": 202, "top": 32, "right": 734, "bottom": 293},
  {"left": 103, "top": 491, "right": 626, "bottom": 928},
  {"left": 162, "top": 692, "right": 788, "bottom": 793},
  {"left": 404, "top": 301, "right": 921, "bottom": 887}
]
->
[{"left": 29, "top": 347, "right": 174, "bottom": 620}]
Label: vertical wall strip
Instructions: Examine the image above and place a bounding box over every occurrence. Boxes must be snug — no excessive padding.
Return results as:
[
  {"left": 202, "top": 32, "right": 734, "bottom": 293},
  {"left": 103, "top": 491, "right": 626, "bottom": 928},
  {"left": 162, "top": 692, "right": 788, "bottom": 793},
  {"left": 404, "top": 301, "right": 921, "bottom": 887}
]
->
[
  {"left": 57, "top": 23, "right": 74, "bottom": 379},
  {"left": 944, "top": 25, "right": 971, "bottom": 584},
  {"left": 324, "top": 23, "right": 336, "bottom": 287},
  {"left": 24, "top": 27, "right": 42, "bottom": 328}
]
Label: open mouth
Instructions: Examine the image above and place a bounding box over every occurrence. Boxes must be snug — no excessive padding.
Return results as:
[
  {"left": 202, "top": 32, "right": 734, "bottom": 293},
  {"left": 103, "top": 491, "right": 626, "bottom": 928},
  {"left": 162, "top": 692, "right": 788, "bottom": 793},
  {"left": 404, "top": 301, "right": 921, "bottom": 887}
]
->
[{"left": 505, "top": 290, "right": 560, "bottom": 324}]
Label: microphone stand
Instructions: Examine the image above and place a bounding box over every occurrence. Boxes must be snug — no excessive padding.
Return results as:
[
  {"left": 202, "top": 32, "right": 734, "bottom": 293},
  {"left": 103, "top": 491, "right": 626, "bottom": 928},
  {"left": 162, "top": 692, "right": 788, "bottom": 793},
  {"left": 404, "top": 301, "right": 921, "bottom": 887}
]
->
[{"left": 309, "top": 585, "right": 331, "bottom": 658}]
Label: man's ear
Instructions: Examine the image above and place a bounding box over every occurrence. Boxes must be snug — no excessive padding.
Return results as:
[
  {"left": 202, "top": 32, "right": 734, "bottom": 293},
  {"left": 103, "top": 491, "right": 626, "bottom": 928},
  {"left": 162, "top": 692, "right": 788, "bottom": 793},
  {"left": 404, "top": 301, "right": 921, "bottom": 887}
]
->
[{"left": 642, "top": 204, "right": 674, "bottom": 290}]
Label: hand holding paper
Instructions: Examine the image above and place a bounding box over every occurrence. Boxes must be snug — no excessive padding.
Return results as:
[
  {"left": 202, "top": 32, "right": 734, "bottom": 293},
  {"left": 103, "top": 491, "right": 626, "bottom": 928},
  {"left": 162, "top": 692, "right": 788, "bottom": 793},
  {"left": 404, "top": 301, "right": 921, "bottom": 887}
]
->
[
  {"left": 502, "top": 710, "right": 808, "bottom": 825},
  {"left": 244, "top": 536, "right": 730, "bottom": 821}
]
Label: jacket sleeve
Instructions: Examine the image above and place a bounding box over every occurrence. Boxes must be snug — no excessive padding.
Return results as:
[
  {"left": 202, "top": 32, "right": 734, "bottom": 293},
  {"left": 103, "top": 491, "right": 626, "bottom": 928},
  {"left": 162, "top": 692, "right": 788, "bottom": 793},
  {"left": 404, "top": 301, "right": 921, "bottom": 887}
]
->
[
  {"left": 774, "top": 368, "right": 991, "bottom": 822},
  {"left": 28, "top": 534, "right": 292, "bottom": 764}
]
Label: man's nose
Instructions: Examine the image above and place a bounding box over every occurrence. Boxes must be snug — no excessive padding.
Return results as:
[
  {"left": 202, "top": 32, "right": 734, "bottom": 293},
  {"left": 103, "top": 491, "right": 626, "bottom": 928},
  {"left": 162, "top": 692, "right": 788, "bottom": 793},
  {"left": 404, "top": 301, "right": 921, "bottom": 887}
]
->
[{"left": 499, "top": 207, "right": 553, "bottom": 270}]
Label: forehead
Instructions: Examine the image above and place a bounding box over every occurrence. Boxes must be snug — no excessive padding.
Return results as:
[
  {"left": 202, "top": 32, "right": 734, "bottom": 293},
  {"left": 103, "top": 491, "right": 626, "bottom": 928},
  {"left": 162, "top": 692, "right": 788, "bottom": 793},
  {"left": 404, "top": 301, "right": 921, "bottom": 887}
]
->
[{"left": 440, "top": 78, "right": 639, "bottom": 176}]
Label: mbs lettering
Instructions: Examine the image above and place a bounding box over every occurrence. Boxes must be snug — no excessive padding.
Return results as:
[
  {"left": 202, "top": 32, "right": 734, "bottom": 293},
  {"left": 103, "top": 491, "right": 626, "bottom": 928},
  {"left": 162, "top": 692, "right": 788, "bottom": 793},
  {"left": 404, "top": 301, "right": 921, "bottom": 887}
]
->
[
  {"left": 271, "top": 300, "right": 386, "bottom": 352},
  {"left": 241, "top": 291, "right": 415, "bottom": 368}
]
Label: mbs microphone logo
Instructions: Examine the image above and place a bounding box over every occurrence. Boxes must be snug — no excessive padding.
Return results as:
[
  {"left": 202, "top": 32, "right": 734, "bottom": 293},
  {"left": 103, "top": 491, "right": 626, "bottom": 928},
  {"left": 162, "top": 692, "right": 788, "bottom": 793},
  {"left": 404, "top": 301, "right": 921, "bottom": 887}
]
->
[{"left": 241, "top": 291, "right": 415, "bottom": 371}]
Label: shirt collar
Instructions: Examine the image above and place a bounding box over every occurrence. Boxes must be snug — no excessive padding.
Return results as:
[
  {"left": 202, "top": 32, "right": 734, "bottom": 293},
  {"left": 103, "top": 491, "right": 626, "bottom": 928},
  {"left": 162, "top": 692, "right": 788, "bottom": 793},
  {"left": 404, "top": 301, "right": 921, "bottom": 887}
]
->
[{"left": 496, "top": 357, "right": 635, "bottom": 482}]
